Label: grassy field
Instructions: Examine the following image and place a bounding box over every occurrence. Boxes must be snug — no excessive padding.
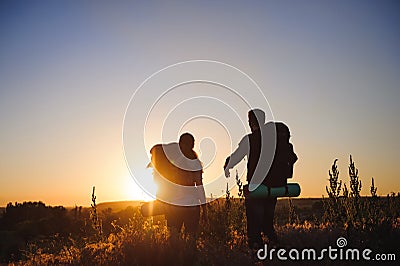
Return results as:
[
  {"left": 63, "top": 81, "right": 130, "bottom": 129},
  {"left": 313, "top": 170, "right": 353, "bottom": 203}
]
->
[
  {"left": 1, "top": 157, "right": 399, "bottom": 265},
  {"left": 5, "top": 196, "right": 397, "bottom": 265}
]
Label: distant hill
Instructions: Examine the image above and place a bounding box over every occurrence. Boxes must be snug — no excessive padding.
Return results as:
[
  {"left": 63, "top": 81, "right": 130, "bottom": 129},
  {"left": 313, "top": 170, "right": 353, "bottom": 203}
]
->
[
  {"left": 0, "top": 198, "right": 323, "bottom": 215},
  {"left": 279, "top": 197, "right": 321, "bottom": 208},
  {"left": 94, "top": 198, "right": 323, "bottom": 213},
  {"left": 96, "top": 200, "right": 144, "bottom": 213}
]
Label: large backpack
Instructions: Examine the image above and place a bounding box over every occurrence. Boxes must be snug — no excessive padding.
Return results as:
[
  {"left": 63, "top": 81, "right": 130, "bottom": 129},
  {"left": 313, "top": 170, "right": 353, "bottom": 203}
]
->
[
  {"left": 149, "top": 143, "right": 199, "bottom": 187},
  {"left": 264, "top": 122, "right": 297, "bottom": 187}
]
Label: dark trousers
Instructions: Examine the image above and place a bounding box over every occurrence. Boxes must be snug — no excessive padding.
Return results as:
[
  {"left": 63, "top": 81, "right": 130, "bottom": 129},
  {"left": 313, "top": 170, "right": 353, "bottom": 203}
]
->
[
  {"left": 165, "top": 205, "right": 200, "bottom": 234},
  {"left": 245, "top": 197, "right": 277, "bottom": 248}
]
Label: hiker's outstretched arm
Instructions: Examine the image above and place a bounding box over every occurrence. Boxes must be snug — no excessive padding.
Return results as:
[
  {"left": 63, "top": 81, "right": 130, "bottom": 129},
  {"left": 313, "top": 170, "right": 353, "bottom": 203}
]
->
[{"left": 224, "top": 136, "right": 249, "bottom": 176}]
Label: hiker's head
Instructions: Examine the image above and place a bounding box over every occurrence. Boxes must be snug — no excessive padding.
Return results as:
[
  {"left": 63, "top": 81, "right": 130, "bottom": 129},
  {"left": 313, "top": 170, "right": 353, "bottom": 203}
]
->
[
  {"left": 179, "top": 133, "right": 195, "bottom": 153},
  {"left": 275, "top": 122, "right": 290, "bottom": 142},
  {"left": 248, "top": 109, "right": 265, "bottom": 132}
]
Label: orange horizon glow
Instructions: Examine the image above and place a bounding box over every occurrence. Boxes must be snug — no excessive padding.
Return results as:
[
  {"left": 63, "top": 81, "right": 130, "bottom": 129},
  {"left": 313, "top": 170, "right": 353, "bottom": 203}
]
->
[{"left": 1, "top": 1, "right": 399, "bottom": 208}]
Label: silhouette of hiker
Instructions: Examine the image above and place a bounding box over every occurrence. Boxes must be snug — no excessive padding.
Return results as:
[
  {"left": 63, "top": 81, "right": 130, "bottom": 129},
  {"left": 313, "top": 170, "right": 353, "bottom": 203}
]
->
[
  {"left": 149, "top": 133, "right": 207, "bottom": 234},
  {"left": 224, "top": 109, "right": 297, "bottom": 249}
]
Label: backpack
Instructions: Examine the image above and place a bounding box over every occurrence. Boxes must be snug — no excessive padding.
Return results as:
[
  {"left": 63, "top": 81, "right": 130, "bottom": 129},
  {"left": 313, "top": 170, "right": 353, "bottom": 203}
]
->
[
  {"left": 264, "top": 122, "right": 297, "bottom": 187},
  {"left": 149, "top": 143, "right": 200, "bottom": 187}
]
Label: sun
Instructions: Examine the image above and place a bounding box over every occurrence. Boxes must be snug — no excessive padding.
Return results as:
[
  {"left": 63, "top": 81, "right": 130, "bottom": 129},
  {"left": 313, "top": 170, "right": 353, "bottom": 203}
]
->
[{"left": 122, "top": 169, "right": 157, "bottom": 202}]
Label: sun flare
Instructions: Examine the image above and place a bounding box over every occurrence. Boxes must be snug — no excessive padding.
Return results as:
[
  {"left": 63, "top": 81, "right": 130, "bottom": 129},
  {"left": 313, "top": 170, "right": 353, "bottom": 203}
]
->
[{"left": 123, "top": 169, "right": 157, "bottom": 202}]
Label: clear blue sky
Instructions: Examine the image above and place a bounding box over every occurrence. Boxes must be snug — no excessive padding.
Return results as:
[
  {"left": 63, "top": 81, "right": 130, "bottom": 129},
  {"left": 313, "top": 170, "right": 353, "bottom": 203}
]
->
[{"left": 1, "top": 0, "right": 399, "bottom": 206}]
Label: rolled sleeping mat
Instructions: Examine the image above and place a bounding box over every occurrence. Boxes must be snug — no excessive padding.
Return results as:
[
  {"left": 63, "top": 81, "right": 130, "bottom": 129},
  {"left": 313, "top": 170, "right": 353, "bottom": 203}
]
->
[
  {"left": 247, "top": 183, "right": 301, "bottom": 198},
  {"left": 140, "top": 200, "right": 168, "bottom": 217}
]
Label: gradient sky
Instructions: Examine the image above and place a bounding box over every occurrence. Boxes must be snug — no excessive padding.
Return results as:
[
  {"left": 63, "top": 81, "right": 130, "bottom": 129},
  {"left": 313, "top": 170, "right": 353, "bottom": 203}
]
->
[{"left": 1, "top": 0, "right": 399, "bottom": 206}]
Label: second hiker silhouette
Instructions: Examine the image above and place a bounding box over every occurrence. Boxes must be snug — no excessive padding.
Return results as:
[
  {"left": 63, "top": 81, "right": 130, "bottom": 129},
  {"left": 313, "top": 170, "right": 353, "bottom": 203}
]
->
[{"left": 224, "top": 109, "right": 297, "bottom": 249}]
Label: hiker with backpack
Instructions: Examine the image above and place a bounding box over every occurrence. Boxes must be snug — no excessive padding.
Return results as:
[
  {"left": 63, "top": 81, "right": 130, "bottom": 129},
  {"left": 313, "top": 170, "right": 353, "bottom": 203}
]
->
[
  {"left": 148, "top": 133, "right": 207, "bottom": 234},
  {"left": 224, "top": 109, "right": 297, "bottom": 249}
]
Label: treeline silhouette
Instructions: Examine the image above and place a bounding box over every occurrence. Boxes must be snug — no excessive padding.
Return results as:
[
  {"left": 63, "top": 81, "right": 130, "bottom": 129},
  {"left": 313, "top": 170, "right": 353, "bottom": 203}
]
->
[
  {"left": 1, "top": 202, "right": 68, "bottom": 231},
  {"left": 0, "top": 201, "right": 139, "bottom": 262}
]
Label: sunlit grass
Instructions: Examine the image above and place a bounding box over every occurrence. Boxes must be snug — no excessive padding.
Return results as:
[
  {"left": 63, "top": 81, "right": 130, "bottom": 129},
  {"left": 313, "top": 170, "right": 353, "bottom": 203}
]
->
[{"left": 3, "top": 156, "right": 399, "bottom": 265}]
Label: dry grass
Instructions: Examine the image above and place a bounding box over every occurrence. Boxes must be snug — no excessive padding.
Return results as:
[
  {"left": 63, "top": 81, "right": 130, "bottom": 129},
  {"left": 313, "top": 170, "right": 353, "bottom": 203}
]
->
[{"left": 6, "top": 156, "right": 400, "bottom": 265}]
